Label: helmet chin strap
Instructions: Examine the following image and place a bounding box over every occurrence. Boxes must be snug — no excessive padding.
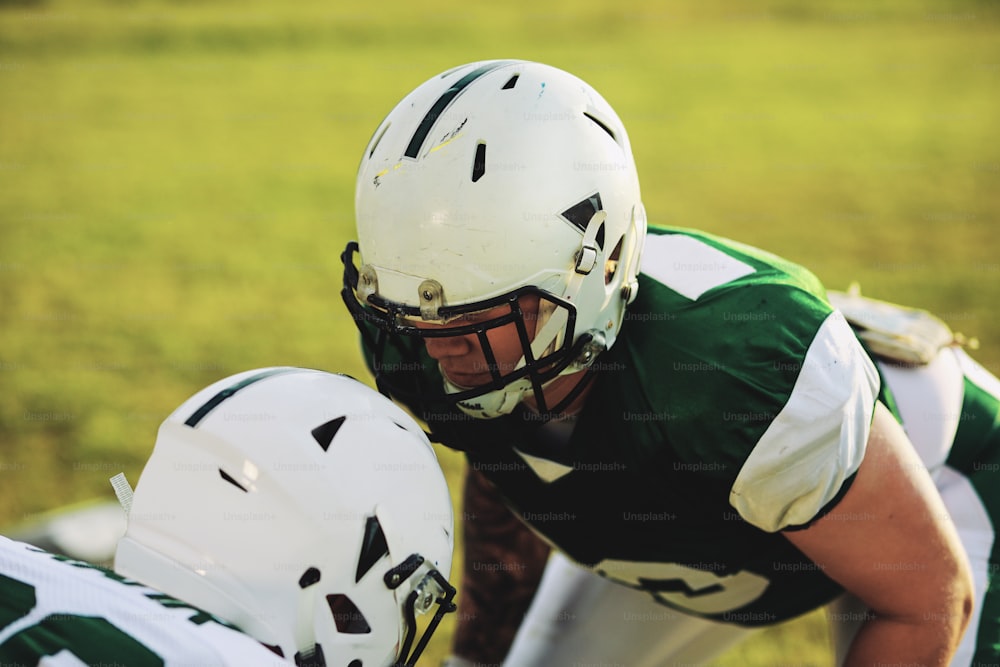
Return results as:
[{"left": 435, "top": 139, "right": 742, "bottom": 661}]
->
[
  {"left": 442, "top": 337, "right": 600, "bottom": 420},
  {"left": 441, "top": 307, "right": 577, "bottom": 419},
  {"left": 293, "top": 580, "right": 324, "bottom": 667},
  {"left": 444, "top": 374, "right": 531, "bottom": 419}
]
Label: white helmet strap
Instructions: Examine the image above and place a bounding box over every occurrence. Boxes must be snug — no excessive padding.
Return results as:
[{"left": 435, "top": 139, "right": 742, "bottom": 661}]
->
[
  {"left": 110, "top": 472, "right": 134, "bottom": 514},
  {"left": 526, "top": 208, "right": 607, "bottom": 369},
  {"left": 618, "top": 203, "right": 647, "bottom": 305},
  {"left": 294, "top": 575, "right": 321, "bottom": 662},
  {"left": 573, "top": 210, "right": 607, "bottom": 276}
]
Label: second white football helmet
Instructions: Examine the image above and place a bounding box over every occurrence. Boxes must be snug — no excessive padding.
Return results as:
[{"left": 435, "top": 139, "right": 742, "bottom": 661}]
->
[{"left": 114, "top": 367, "right": 455, "bottom": 667}]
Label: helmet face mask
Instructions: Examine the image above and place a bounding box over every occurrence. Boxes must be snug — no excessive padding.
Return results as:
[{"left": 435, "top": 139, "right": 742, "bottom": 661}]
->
[
  {"left": 384, "top": 554, "right": 457, "bottom": 666},
  {"left": 343, "top": 241, "right": 595, "bottom": 417},
  {"left": 114, "top": 368, "right": 456, "bottom": 667},
  {"left": 344, "top": 59, "right": 646, "bottom": 419}
]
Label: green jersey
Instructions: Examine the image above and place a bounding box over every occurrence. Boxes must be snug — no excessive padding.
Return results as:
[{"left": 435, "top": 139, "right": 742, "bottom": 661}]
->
[
  {"left": 0, "top": 536, "right": 286, "bottom": 666},
  {"left": 368, "top": 226, "right": 883, "bottom": 625}
]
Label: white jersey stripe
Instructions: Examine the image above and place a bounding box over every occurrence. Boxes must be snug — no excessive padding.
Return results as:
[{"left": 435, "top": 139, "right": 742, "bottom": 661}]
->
[
  {"left": 877, "top": 348, "right": 965, "bottom": 476},
  {"left": 640, "top": 234, "right": 756, "bottom": 301}
]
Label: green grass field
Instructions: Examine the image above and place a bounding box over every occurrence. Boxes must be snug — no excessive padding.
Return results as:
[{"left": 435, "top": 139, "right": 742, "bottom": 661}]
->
[{"left": 1, "top": 0, "right": 998, "bottom": 664}]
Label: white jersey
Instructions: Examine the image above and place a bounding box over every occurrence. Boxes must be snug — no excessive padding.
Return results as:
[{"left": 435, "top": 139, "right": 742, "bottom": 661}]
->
[{"left": 0, "top": 536, "right": 288, "bottom": 666}]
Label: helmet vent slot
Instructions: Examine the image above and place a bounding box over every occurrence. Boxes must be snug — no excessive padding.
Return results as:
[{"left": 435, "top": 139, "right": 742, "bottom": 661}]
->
[
  {"left": 405, "top": 60, "right": 516, "bottom": 159},
  {"left": 311, "top": 416, "right": 346, "bottom": 452},
  {"left": 501, "top": 74, "right": 519, "bottom": 89},
  {"left": 327, "top": 594, "right": 372, "bottom": 634},
  {"left": 368, "top": 122, "right": 391, "bottom": 159},
  {"left": 595, "top": 222, "right": 606, "bottom": 251},
  {"left": 184, "top": 367, "right": 300, "bottom": 427},
  {"left": 606, "top": 235, "right": 624, "bottom": 284},
  {"left": 560, "top": 192, "right": 604, "bottom": 233},
  {"left": 262, "top": 644, "right": 284, "bottom": 658},
  {"left": 294, "top": 644, "right": 327, "bottom": 667},
  {"left": 355, "top": 516, "right": 390, "bottom": 583},
  {"left": 472, "top": 142, "right": 487, "bottom": 182},
  {"left": 583, "top": 111, "right": 617, "bottom": 142},
  {"left": 299, "top": 566, "right": 322, "bottom": 588},
  {"left": 218, "top": 468, "right": 248, "bottom": 493}
]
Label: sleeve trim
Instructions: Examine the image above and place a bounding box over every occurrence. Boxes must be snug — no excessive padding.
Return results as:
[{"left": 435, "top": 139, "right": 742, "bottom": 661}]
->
[{"left": 729, "top": 312, "right": 880, "bottom": 532}]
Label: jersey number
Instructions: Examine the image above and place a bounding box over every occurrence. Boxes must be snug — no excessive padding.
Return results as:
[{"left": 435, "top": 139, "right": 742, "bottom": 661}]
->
[
  {"left": 593, "top": 559, "right": 770, "bottom": 615},
  {"left": 0, "top": 573, "right": 163, "bottom": 665}
]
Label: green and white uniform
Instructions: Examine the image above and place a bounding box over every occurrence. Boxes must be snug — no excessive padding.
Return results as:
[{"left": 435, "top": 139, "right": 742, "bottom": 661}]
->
[
  {"left": 368, "top": 226, "right": 1000, "bottom": 664},
  {"left": 391, "top": 228, "right": 877, "bottom": 620},
  {"left": 0, "top": 536, "right": 287, "bottom": 666}
]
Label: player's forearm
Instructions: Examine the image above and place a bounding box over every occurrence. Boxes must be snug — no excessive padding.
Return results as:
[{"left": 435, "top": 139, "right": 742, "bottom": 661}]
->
[
  {"left": 844, "top": 607, "right": 971, "bottom": 667},
  {"left": 784, "top": 404, "right": 974, "bottom": 667},
  {"left": 451, "top": 466, "right": 551, "bottom": 663}
]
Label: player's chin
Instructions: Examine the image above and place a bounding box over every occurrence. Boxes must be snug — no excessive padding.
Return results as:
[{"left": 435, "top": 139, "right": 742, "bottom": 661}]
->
[
  {"left": 443, "top": 373, "right": 487, "bottom": 389},
  {"left": 440, "top": 367, "right": 493, "bottom": 389}
]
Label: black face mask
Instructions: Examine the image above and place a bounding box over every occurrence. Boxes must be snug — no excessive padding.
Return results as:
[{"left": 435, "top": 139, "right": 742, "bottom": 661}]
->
[
  {"left": 341, "top": 241, "right": 595, "bottom": 418},
  {"left": 386, "top": 556, "right": 457, "bottom": 667},
  {"left": 291, "top": 555, "right": 457, "bottom": 667}
]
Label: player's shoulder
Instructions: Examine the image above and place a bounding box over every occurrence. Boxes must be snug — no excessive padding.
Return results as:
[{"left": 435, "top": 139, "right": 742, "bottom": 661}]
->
[
  {"left": 625, "top": 226, "right": 834, "bottom": 362},
  {"left": 608, "top": 227, "right": 875, "bottom": 477},
  {"left": 638, "top": 226, "right": 828, "bottom": 309}
]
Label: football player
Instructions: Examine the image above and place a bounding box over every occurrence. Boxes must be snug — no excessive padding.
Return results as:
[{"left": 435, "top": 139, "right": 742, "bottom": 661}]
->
[
  {"left": 0, "top": 368, "right": 456, "bottom": 667},
  {"left": 341, "top": 60, "right": 1000, "bottom": 665}
]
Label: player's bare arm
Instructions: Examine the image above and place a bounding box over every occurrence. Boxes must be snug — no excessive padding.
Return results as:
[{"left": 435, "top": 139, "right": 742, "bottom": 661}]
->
[
  {"left": 783, "top": 402, "right": 974, "bottom": 665},
  {"left": 450, "top": 467, "right": 550, "bottom": 664}
]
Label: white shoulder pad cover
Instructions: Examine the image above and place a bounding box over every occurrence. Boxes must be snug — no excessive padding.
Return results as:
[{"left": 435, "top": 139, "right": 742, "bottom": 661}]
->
[{"left": 729, "top": 312, "right": 880, "bottom": 532}]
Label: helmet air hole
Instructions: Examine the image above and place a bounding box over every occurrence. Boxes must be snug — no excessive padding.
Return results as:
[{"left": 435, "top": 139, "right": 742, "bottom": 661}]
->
[
  {"left": 218, "top": 468, "right": 248, "bottom": 493},
  {"left": 184, "top": 367, "right": 300, "bottom": 427},
  {"left": 355, "top": 516, "right": 390, "bottom": 583},
  {"left": 294, "top": 644, "right": 327, "bottom": 667},
  {"left": 501, "top": 74, "right": 519, "bottom": 89},
  {"left": 299, "top": 566, "right": 322, "bottom": 588},
  {"left": 326, "top": 594, "right": 372, "bottom": 634},
  {"left": 606, "top": 236, "right": 624, "bottom": 284},
  {"left": 311, "top": 416, "right": 347, "bottom": 452},
  {"left": 262, "top": 644, "right": 285, "bottom": 657},
  {"left": 368, "top": 122, "right": 391, "bottom": 159},
  {"left": 472, "top": 143, "right": 487, "bottom": 182},
  {"left": 405, "top": 61, "right": 515, "bottom": 159},
  {"left": 583, "top": 111, "right": 617, "bottom": 142},
  {"left": 560, "top": 193, "right": 604, "bottom": 233}
]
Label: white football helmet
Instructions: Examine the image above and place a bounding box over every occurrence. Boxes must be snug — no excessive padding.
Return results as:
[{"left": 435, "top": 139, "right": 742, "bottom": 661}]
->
[
  {"left": 114, "top": 368, "right": 455, "bottom": 667},
  {"left": 342, "top": 59, "right": 646, "bottom": 419}
]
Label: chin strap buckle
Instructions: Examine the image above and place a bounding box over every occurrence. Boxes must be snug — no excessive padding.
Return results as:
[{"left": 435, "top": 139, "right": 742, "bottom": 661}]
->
[
  {"left": 571, "top": 330, "right": 607, "bottom": 370},
  {"left": 575, "top": 245, "right": 598, "bottom": 275},
  {"left": 574, "top": 210, "right": 607, "bottom": 275}
]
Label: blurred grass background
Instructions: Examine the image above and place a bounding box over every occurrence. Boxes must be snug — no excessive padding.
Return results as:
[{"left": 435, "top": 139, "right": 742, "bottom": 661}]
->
[{"left": 1, "top": 0, "right": 998, "bottom": 664}]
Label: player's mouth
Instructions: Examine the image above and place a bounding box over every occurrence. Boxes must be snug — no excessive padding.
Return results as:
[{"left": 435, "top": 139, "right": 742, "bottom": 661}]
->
[{"left": 438, "top": 365, "right": 492, "bottom": 388}]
